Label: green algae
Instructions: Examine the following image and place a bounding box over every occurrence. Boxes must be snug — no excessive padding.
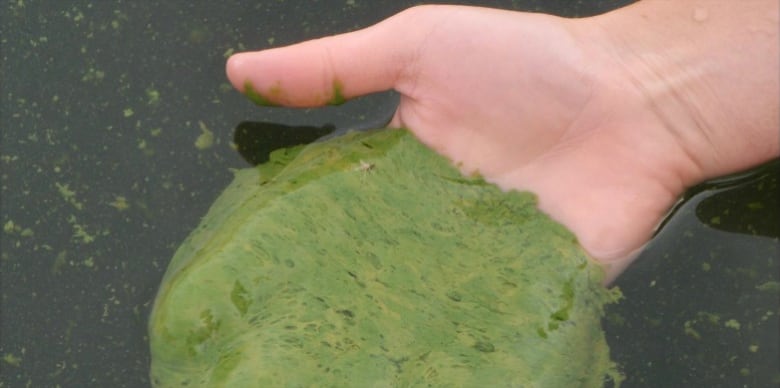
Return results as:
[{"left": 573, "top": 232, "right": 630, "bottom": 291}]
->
[
  {"left": 149, "top": 129, "right": 622, "bottom": 387},
  {"left": 242, "top": 80, "right": 279, "bottom": 107},
  {"left": 327, "top": 79, "right": 346, "bottom": 105},
  {"left": 243, "top": 79, "right": 346, "bottom": 106}
]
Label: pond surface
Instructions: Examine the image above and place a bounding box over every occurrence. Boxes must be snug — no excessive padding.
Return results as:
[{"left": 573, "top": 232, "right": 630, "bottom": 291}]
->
[{"left": 1, "top": 1, "right": 776, "bottom": 387}]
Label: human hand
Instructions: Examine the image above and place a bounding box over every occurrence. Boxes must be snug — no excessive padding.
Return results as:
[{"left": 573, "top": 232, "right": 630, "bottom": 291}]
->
[{"left": 226, "top": 3, "right": 778, "bottom": 282}]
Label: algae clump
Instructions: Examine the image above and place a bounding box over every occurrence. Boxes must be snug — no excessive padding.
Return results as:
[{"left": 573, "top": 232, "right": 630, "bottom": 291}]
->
[{"left": 149, "top": 129, "right": 622, "bottom": 387}]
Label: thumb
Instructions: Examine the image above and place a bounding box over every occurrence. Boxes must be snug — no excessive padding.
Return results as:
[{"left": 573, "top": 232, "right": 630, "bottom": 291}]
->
[{"left": 226, "top": 9, "right": 423, "bottom": 107}]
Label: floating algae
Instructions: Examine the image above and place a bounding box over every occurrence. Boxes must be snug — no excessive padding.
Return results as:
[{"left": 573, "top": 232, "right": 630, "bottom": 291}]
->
[{"left": 148, "top": 129, "right": 622, "bottom": 387}]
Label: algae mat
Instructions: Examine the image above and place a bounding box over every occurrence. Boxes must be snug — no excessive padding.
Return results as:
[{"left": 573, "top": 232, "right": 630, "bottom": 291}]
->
[{"left": 148, "top": 129, "right": 622, "bottom": 387}]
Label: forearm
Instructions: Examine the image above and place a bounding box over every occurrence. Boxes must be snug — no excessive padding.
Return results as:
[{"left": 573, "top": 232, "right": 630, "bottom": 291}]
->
[{"left": 589, "top": 0, "right": 779, "bottom": 183}]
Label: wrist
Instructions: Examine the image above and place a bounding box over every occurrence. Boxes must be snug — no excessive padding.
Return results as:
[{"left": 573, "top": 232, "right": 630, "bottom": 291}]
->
[{"left": 584, "top": 0, "right": 779, "bottom": 186}]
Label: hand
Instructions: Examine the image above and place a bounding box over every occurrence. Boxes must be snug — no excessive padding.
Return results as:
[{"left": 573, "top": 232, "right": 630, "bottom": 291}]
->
[{"left": 226, "top": 3, "right": 778, "bottom": 282}]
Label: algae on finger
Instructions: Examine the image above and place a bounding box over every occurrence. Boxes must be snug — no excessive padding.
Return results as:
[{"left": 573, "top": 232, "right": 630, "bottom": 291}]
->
[{"left": 149, "top": 128, "right": 622, "bottom": 387}]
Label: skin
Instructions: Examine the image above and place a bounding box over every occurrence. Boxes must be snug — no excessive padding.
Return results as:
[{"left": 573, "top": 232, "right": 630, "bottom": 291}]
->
[{"left": 225, "top": 1, "right": 779, "bottom": 283}]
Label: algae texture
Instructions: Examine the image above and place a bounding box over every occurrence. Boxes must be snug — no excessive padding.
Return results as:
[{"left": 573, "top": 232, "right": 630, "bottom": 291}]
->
[{"left": 149, "top": 129, "right": 621, "bottom": 387}]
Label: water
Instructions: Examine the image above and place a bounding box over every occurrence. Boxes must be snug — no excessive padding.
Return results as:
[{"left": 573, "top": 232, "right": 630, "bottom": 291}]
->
[
  {"left": 1, "top": 1, "right": 775, "bottom": 387},
  {"left": 606, "top": 161, "right": 779, "bottom": 387}
]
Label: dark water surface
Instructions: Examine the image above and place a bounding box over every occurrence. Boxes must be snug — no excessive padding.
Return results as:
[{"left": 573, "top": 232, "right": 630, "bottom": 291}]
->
[{"left": 2, "top": 1, "right": 776, "bottom": 387}]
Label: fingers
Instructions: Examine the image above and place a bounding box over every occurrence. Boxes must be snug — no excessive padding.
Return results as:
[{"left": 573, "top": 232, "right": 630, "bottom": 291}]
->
[{"left": 226, "top": 8, "right": 427, "bottom": 107}]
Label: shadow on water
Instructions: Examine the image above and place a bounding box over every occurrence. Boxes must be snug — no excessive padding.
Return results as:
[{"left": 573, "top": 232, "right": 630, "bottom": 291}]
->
[
  {"left": 232, "top": 101, "right": 395, "bottom": 166},
  {"left": 233, "top": 122, "right": 336, "bottom": 166}
]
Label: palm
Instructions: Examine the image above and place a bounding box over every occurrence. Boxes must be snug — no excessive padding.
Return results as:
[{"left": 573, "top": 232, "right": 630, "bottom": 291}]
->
[{"left": 387, "top": 7, "right": 594, "bottom": 180}]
